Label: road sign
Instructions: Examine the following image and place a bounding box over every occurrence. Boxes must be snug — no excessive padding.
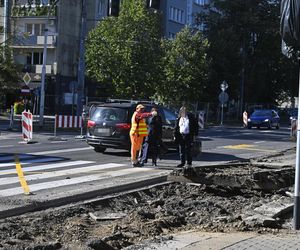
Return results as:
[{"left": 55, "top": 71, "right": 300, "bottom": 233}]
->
[
  {"left": 23, "top": 72, "right": 31, "bottom": 85},
  {"left": 21, "top": 86, "right": 30, "bottom": 95},
  {"left": 218, "top": 92, "right": 229, "bottom": 104},
  {"left": 220, "top": 81, "right": 228, "bottom": 92}
]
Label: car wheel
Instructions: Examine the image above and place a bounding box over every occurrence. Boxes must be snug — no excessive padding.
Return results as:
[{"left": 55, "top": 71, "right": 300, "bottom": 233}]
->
[
  {"left": 257, "top": 126, "right": 260, "bottom": 129},
  {"left": 94, "top": 146, "right": 106, "bottom": 153}
]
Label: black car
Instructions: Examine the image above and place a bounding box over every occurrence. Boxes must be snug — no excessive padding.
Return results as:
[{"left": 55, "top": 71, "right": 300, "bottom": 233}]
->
[{"left": 86, "top": 100, "right": 178, "bottom": 153}]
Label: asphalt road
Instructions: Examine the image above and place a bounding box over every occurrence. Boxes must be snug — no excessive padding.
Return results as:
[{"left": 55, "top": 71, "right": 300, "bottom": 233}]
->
[{"left": 0, "top": 124, "right": 295, "bottom": 217}]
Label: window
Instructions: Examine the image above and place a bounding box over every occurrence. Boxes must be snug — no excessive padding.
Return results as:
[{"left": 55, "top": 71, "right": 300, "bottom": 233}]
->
[
  {"left": 0, "top": 0, "right": 4, "bottom": 7},
  {"left": 26, "top": 23, "right": 45, "bottom": 36},
  {"left": 194, "top": 0, "right": 209, "bottom": 5},
  {"left": 26, "top": 52, "right": 44, "bottom": 65},
  {"left": 97, "top": 0, "right": 104, "bottom": 15},
  {"left": 169, "top": 6, "right": 184, "bottom": 24},
  {"left": 0, "top": 26, "right": 4, "bottom": 34},
  {"left": 92, "top": 107, "right": 126, "bottom": 122},
  {"left": 163, "top": 108, "right": 177, "bottom": 125}
]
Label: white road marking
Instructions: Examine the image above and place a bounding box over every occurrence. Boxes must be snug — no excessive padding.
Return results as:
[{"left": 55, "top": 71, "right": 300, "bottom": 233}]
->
[
  {"left": 0, "top": 167, "right": 156, "bottom": 197},
  {"left": 0, "top": 160, "right": 93, "bottom": 174},
  {"left": 0, "top": 157, "right": 65, "bottom": 168},
  {"left": 0, "top": 163, "right": 125, "bottom": 185},
  {"left": 30, "top": 147, "right": 92, "bottom": 155},
  {"left": 0, "top": 145, "right": 14, "bottom": 148},
  {"left": 254, "top": 141, "right": 266, "bottom": 144}
]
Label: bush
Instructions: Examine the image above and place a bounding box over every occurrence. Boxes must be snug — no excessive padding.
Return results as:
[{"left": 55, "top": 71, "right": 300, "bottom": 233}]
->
[{"left": 14, "top": 102, "right": 25, "bottom": 114}]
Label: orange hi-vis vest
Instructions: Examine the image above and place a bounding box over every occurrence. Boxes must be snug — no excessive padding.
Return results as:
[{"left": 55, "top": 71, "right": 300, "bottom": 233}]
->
[{"left": 130, "top": 111, "right": 148, "bottom": 137}]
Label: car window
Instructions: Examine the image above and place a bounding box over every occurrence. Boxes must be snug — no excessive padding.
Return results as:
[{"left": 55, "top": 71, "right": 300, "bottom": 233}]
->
[
  {"left": 91, "top": 107, "right": 126, "bottom": 122},
  {"left": 252, "top": 110, "right": 272, "bottom": 117},
  {"left": 163, "top": 108, "right": 177, "bottom": 125}
]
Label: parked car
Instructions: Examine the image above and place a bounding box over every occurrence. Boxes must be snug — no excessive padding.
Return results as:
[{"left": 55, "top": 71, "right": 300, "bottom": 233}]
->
[
  {"left": 247, "top": 109, "right": 280, "bottom": 129},
  {"left": 86, "top": 100, "right": 189, "bottom": 153}
]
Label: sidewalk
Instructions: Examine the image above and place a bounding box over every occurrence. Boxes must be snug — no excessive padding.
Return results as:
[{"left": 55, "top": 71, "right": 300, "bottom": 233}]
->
[{"left": 128, "top": 230, "right": 300, "bottom": 250}]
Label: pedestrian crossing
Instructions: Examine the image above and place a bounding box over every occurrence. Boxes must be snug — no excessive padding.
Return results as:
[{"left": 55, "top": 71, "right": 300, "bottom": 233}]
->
[{"left": 0, "top": 153, "right": 169, "bottom": 198}]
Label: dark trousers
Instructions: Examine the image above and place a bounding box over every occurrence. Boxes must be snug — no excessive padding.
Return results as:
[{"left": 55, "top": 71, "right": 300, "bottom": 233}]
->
[
  {"left": 140, "top": 136, "right": 160, "bottom": 164},
  {"left": 178, "top": 134, "right": 192, "bottom": 165}
]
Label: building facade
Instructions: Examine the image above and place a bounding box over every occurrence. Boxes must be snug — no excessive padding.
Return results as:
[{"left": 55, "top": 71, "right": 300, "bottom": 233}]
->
[{"left": 0, "top": 0, "right": 209, "bottom": 115}]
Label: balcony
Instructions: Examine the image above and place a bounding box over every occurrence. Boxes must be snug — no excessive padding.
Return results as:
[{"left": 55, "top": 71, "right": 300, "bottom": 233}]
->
[
  {"left": 12, "top": 34, "right": 56, "bottom": 48},
  {"left": 23, "top": 64, "right": 53, "bottom": 74}
]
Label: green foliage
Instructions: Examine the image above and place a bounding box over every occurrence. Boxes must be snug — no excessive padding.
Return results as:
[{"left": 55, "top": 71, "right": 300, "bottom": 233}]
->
[
  {"left": 13, "top": 101, "right": 25, "bottom": 115},
  {"left": 159, "top": 27, "right": 210, "bottom": 105},
  {"left": 0, "top": 46, "right": 19, "bottom": 96},
  {"left": 86, "top": 0, "right": 162, "bottom": 99},
  {"left": 203, "top": 0, "right": 298, "bottom": 105},
  {"left": 11, "top": 5, "right": 56, "bottom": 17}
]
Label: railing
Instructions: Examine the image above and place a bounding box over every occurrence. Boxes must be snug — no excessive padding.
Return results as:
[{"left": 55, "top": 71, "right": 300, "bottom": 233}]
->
[
  {"left": 22, "top": 64, "right": 52, "bottom": 74},
  {"left": 12, "top": 34, "right": 56, "bottom": 47}
]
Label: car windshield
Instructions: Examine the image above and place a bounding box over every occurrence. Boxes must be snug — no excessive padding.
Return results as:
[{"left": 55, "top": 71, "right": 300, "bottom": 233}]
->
[
  {"left": 91, "top": 107, "right": 127, "bottom": 122},
  {"left": 252, "top": 110, "right": 272, "bottom": 117}
]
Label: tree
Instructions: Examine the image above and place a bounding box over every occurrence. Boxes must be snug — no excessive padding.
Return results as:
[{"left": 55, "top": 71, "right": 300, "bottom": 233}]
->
[
  {"left": 85, "top": 0, "right": 162, "bottom": 99},
  {"left": 158, "top": 27, "right": 210, "bottom": 106},
  {"left": 202, "top": 0, "right": 298, "bottom": 107},
  {"left": 0, "top": 46, "right": 19, "bottom": 101}
]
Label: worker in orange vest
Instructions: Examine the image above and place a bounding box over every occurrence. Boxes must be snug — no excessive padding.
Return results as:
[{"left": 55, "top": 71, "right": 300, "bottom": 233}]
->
[{"left": 130, "top": 104, "right": 157, "bottom": 167}]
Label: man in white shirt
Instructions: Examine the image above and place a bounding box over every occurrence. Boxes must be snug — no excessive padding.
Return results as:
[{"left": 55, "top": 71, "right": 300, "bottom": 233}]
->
[{"left": 174, "top": 106, "right": 199, "bottom": 168}]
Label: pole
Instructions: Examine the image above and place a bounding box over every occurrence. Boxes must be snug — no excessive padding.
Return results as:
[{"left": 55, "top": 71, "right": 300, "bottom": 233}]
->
[
  {"left": 39, "top": 1, "right": 59, "bottom": 127},
  {"left": 39, "top": 26, "right": 48, "bottom": 127},
  {"left": 221, "top": 104, "right": 224, "bottom": 126},
  {"left": 77, "top": 0, "right": 87, "bottom": 116},
  {"left": 293, "top": 59, "right": 300, "bottom": 230},
  {"left": 3, "top": 0, "right": 9, "bottom": 46}
]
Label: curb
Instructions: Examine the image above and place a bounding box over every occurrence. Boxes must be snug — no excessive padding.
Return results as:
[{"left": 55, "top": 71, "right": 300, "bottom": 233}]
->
[{"left": 0, "top": 175, "right": 168, "bottom": 220}]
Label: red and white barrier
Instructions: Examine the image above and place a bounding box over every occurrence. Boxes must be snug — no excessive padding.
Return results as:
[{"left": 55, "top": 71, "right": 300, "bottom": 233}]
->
[
  {"left": 22, "top": 110, "right": 33, "bottom": 142},
  {"left": 55, "top": 115, "right": 83, "bottom": 128},
  {"left": 291, "top": 119, "right": 297, "bottom": 139},
  {"left": 198, "top": 111, "right": 205, "bottom": 130},
  {"left": 53, "top": 115, "right": 83, "bottom": 138},
  {"left": 243, "top": 111, "right": 248, "bottom": 128}
]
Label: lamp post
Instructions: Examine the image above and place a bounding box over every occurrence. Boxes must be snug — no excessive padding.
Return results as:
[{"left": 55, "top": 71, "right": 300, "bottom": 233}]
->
[{"left": 39, "top": 1, "right": 59, "bottom": 127}]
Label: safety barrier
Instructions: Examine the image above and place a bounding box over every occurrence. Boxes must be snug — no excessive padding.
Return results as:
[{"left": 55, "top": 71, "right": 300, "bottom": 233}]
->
[
  {"left": 243, "top": 111, "right": 248, "bottom": 128},
  {"left": 198, "top": 111, "right": 205, "bottom": 130},
  {"left": 22, "top": 110, "right": 33, "bottom": 142},
  {"left": 54, "top": 115, "right": 83, "bottom": 138},
  {"left": 291, "top": 119, "right": 297, "bottom": 139}
]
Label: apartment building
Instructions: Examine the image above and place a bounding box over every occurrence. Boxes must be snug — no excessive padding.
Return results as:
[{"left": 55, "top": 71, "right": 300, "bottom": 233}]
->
[
  {"left": 0, "top": 0, "right": 210, "bottom": 114},
  {"left": 160, "top": 0, "right": 210, "bottom": 39}
]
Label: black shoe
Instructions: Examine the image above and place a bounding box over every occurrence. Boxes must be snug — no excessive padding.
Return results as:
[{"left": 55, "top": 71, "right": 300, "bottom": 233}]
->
[
  {"left": 176, "top": 163, "right": 185, "bottom": 168},
  {"left": 132, "top": 162, "right": 142, "bottom": 167}
]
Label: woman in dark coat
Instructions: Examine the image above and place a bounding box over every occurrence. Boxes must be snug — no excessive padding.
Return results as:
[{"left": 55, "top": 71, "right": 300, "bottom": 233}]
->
[{"left": 147, "top": 107, "right": 163, "bottom": 166}]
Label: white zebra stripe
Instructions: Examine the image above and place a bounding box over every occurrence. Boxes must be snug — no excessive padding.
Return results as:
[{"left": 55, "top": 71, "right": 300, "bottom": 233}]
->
[
  {"left": 0, "top": 160, "right": 93, "bottom": 174},
  {"left": 0, "top": 157, "right": 67, "bottom": 168},
  {"left": 0, "top": 163, "right": 126, "bottom": 185},
  {"left": 0, "top": 167, "right": 154, "bottom": 197}
]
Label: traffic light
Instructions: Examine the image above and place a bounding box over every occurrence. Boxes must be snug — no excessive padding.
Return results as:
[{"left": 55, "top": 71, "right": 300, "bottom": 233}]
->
[
  {"left": 148, "top": 0, "right": 160, "bottom": 10},
  {"left": 108, "top": 0, "right": 120, "bottom": 16}
]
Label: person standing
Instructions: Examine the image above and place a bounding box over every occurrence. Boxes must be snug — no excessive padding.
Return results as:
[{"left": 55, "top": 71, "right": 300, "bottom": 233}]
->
[
  {"left": 174, "top": 106, "right": 199, "bottom": 168},
  {"left": 140, "top": 106, "right": 163, "bottom": 166},
  {"left": 130, "top": 104, "right": 157, "bottom": 167}
]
